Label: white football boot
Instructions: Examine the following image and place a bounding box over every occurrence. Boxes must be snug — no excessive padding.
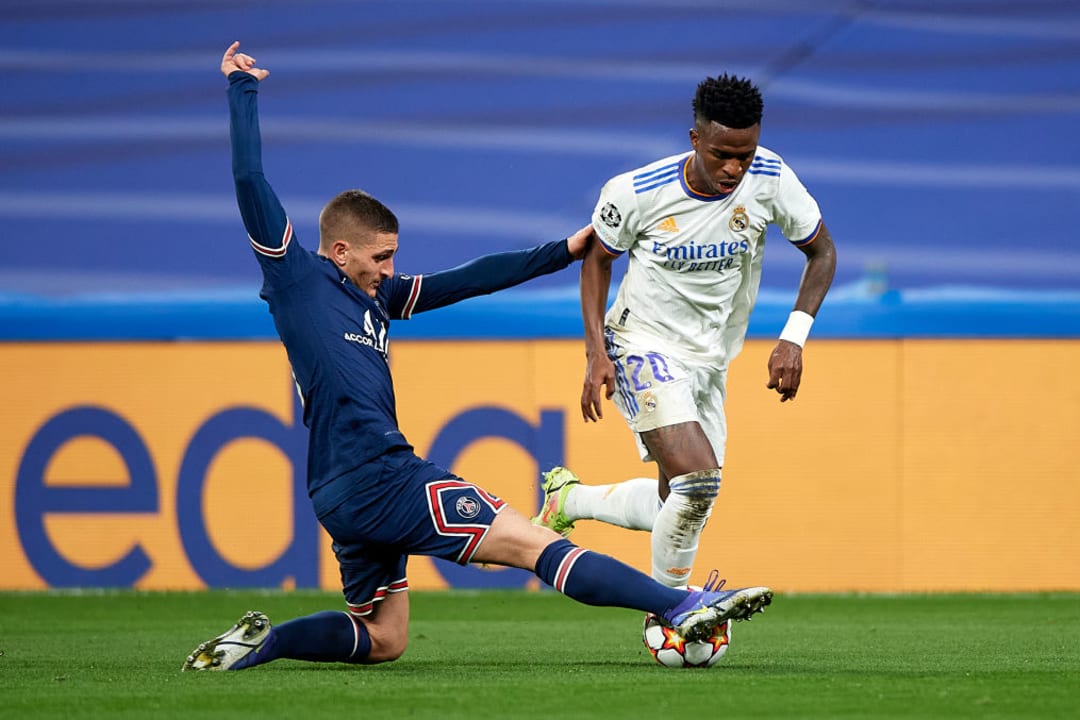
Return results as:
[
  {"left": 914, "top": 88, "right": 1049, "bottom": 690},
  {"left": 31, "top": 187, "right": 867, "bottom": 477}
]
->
[{"left": 181, "top": 610, "right": 272, "bottom": 671}]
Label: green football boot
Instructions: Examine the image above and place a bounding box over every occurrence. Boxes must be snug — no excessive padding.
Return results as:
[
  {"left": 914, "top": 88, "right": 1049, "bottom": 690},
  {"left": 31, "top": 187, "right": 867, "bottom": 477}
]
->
[{"left": 531, "top": 466, "right": 580, "bottom": 537}]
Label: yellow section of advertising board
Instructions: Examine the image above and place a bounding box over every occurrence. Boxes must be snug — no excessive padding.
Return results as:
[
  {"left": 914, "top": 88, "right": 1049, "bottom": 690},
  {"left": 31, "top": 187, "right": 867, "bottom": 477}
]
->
[{"left": 2, "top": 339, "right": 1078, "bottom": 592}]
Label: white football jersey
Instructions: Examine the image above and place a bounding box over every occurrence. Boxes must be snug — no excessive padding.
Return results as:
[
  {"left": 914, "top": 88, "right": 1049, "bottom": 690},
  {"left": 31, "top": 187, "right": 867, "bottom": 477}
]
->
[{"left": 591, "top": 147, "right": 821, "bottom": 365}]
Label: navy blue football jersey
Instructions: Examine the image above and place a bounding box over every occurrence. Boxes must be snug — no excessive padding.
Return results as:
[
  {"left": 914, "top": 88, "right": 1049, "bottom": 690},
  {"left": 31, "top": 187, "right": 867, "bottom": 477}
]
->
[{"left": 227, "top": 73, "right": 573, "bottom": 509}]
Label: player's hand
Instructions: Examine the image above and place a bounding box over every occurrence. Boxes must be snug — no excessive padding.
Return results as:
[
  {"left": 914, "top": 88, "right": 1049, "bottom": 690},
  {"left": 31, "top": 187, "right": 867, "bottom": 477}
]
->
[
  {"left": 221, "top": 41, "right": 269, "bottom": 81},
  {"left": 565, "top": 224, "right": 594, "bottom": 260},
  {"left": 767, "top": 340, "right": 803, "bottom": 402},
  {"left": 581, "top": 353, "right": 616, "bottom": 421}
]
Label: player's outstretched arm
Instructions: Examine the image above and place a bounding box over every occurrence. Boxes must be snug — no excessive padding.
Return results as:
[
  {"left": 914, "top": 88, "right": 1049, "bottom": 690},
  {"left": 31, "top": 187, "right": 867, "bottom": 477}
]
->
[
  {"left": 400, "top": 226, "right": 591, "bottom": 316},
  {"left": 767, "top": 222, "right": 837, "bottom": 402}
]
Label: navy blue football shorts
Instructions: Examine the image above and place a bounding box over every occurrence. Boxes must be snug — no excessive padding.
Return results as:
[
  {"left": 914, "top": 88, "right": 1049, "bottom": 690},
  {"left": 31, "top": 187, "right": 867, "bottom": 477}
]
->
[{"left": 316, "top": 449, "right": 506, "bottom": 617}]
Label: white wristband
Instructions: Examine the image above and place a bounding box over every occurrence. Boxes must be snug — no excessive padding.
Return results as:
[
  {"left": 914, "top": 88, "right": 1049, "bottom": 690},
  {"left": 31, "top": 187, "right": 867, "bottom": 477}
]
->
[{"left": 779, "top": 310, "right": 814, "bottom": 347}]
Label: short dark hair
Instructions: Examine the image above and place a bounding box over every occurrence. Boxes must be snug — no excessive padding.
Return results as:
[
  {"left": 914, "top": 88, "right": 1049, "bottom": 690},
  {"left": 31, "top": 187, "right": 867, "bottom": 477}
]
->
[
  {"left": 692, "top": 74, "right": 763, "bottom": 129},
  {"left": 319, "top": 189, "right": 399, "bottom": 247}
]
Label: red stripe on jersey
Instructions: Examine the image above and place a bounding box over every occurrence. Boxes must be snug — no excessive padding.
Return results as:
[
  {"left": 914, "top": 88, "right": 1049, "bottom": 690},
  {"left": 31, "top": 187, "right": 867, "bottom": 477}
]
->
[
  {"left": 554, "top": 547, "right": 587, "bottom": 593},
  {"left": 426, "top": 479, "right": 506, "bottom": 564},
  {"left": 472, "top": 484, "right": 505, "bottom": 510},
  {"left": 249, "top": 219, "right": 293, "bottom": 257},
  {"left": 401, "top": 275, "right": 423, "bottom": 319}
]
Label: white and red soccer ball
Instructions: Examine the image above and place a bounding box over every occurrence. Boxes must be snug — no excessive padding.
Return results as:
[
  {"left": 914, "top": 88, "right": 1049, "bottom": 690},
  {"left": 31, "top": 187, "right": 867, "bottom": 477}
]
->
[{"left": 642, "top": 612, "right": 732, "bottom": 668}]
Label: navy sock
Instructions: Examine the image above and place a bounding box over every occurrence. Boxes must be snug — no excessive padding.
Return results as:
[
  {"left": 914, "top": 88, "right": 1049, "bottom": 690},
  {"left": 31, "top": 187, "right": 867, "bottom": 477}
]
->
[
  {"left": 534, "top": 538, "right": 686, "bottom": 615},
  {"left": 234, "top": 610, "right": 371, "bottom": 668}
]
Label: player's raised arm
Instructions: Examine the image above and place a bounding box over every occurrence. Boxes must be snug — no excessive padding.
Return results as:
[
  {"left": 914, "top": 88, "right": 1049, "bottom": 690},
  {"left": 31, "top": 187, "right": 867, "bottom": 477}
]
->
[{"left": 222, "top": 42, "right": 293, "bottom": 261}]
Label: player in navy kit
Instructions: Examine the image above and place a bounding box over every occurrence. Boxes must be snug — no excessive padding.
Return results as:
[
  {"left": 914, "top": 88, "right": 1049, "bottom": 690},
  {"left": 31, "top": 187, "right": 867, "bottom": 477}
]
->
[{"left": 182, "top": 43, "right": 773, "bottom": 672}]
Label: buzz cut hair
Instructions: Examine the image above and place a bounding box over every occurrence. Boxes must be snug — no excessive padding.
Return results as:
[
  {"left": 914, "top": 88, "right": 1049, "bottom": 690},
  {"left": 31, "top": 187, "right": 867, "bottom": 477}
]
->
[
  {"left": 319, "top": 189, "right": 399, "bottom": 248},
  {"left": 692, "top": 74, "right": 764, "bottom": 130}
]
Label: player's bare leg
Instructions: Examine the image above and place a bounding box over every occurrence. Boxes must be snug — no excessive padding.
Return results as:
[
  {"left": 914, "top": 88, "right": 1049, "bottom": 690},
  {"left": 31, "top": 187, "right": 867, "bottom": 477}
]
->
[
  {"left": 643, "top": 421, "right": 718, "bottom": 489},
  {"left": 475, "top": 505, "right": 562, "bottom": 569},
  {"left": 361, "top": 589, "right": 410, "bottom": 663}
]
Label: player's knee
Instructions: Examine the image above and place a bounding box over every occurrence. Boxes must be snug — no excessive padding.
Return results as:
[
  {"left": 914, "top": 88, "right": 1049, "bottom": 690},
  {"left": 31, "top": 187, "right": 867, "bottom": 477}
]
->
[
  {"left": 668, "top": 469, "right": 721, "bottom": 513},
  {"left": 365, "top": 624, "right": 408, "bottom": 663},
  {"left": 670, "top": 469, "right": 721, "bottom": 498},
  {"left": 367, "top": 640, "right": 407, "bottom": 664},
  {"left": 522, "top": 521, "right": 565, "bottom": 565},
  {"left": 532, "top": 522, "right": 563, "bottom": 544}
]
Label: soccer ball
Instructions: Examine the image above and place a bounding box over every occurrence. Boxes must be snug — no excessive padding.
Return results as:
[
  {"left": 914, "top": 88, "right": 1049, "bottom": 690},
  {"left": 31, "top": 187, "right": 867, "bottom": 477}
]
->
[{"left": 642, "top": 612, "right": 732, "bottom": 668}]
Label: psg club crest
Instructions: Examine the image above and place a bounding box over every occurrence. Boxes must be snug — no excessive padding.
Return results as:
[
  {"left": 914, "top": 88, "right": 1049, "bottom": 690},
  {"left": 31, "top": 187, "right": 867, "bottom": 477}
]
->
[
  {"left": 729, "top": 205, "right": 749, "bottom": 232},
  {"left": 599, "top": 202, "right": 622, "bottom": 228},
  {"left": 455, "top": 496, "right": 481, "bottom": 520}
]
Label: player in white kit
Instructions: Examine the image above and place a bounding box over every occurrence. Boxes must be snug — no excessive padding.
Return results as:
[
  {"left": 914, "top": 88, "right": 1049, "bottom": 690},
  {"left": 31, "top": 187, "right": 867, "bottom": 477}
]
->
[{"left": 533, "top": 74, "right": 836, "bottom": 588}]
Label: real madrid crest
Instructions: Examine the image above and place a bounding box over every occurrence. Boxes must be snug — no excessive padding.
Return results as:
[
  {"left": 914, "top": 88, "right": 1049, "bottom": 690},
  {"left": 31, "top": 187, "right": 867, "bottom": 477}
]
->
[
  {"left": 599, "top": 202, "right": 622, "bottom": 228},
  {"left": 729, "top": 205, "right": 749, "bottom": 232},
  {"left": 641, "top": 391, "right": 657, "bottom": 414}
]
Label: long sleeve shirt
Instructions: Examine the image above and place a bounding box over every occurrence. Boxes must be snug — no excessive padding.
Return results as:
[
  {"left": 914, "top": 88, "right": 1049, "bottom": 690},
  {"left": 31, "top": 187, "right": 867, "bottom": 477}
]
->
[{"left": 227, "top": 72, "right": 574, "bottom": 512}]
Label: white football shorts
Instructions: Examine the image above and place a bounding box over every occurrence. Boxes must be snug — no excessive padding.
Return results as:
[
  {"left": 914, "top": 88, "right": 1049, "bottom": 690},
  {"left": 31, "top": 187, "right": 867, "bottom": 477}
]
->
[{"left": 604, "top": 330, "right": 729, "bottom": 465}]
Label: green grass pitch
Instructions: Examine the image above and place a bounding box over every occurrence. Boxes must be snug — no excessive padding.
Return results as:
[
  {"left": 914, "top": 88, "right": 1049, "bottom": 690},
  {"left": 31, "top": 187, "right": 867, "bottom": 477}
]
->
[{"left": 1, "top": 590, "right": 1077, "bottom": 719}]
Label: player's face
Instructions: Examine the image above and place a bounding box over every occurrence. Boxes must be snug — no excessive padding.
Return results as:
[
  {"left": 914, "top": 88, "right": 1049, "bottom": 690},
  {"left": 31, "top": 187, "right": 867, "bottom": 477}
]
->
[
  {"left": 688, "top": 121, "right": 760, "bottom": 195},
  {"left": 344, "top": 232, "right": 397, "bottom": 298}
]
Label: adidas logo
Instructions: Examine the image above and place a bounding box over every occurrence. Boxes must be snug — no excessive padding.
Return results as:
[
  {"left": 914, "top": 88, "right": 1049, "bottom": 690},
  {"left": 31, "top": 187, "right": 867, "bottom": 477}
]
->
[{"left": 657, "top": 217, "right": 680, "bottom": 233}]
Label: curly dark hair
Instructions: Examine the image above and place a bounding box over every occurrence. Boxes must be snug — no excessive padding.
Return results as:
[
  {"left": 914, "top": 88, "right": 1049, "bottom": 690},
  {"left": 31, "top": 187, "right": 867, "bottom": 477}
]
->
[{"left": 692, "top": 74, "right": 763, "bottom": 129}]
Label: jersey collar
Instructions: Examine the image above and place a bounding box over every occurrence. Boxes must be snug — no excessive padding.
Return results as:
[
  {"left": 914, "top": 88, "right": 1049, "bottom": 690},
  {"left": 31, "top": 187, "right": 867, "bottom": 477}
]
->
[{"left": 679, "top": 155, "right": 732, "bottom": 202}]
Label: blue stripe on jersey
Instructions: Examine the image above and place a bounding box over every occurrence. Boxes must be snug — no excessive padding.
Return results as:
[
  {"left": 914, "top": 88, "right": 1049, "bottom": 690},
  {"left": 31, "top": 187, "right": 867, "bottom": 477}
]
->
[
  {"left": 633, "top": 161, "right": 681, "bottom": 184},
  {"left": 750, "top": 157, "right": 781, "bottom": 174},
  {"left": 634, "top": 174, "right": 678, "bottom": 194},
  {"left": 597, "top": 236, "right": 625, "bottom": 256},
  {"left": 612, "top": 357, "right": 638, "bottom": 416},
  {"left": 791, "top": 219, "right": 822, "bottom": 247},
  {"left": 633, "top": 168, "right": 678, "bottom": 187},
  {"left": 604, "top": 329, "right": 639, "bottom": 416}
]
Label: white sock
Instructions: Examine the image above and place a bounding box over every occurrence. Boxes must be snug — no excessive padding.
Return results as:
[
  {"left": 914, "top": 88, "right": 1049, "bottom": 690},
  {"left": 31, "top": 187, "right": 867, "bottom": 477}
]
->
[
  {"left": 564, "top": 477, "right": 660, "bottom": 531},
  {"left": 650, "top": 470, "right": 721, "bottom": 587}
]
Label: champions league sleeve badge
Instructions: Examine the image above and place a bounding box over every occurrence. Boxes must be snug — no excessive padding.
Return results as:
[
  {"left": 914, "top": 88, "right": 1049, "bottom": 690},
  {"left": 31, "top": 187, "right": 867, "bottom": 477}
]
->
[{"left": 599, "top": 202, "right": 623, "bottom": 228}]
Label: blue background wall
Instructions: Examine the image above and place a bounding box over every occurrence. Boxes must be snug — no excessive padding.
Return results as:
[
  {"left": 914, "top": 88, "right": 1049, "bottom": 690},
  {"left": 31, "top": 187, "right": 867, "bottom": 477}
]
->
[{"left": 2, "top": 0, "right": 1078, "bottom": 338}]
